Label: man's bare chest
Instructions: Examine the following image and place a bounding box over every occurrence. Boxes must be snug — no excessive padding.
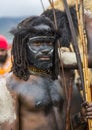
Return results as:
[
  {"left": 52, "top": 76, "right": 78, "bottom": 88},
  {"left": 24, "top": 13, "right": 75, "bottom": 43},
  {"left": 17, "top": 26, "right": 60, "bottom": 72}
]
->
[{"left": 7, "top": 75, "right": 63, "bottom": 110}]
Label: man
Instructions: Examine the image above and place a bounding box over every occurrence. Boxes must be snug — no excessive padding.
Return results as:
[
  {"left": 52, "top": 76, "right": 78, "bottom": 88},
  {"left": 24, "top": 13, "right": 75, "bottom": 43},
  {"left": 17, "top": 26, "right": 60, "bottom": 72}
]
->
[
  {"left": 0, "top": 35, "right": 12, "bottom": 77},
  {"left": 1, "top": 15, "right": 92, "bottom": 130}
]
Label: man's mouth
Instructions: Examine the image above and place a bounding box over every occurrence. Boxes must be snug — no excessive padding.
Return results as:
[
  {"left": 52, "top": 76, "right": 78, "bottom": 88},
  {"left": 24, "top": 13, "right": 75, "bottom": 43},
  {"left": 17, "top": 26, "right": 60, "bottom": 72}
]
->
[{"left": 39, "top": 56, "right": 50, "bottom": 60}]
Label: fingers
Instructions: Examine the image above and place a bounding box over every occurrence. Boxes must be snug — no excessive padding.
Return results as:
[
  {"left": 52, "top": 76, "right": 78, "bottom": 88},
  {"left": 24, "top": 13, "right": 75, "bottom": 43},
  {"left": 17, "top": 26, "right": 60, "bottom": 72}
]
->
[
  {"left": 87, "top": 102, "right": 92, "bottom": 107},
  {"left": 86, "top": 107, "right": 92, "bottom": 112},
  {"left": 81, "top": 101, "right": 89, "bottom": 108},
  {"left": 85, "top": 102, "right": 92, "bottom": 119},
  {"left": 81, "top": 101, "right": 92, "bottom": 119},
  {"left": 86, "top": 116, "right": 92, "bottom": 119}
]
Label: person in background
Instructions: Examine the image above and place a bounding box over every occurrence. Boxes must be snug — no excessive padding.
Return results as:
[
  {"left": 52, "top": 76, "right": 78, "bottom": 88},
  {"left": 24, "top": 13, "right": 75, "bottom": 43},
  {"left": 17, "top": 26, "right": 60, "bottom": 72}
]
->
[{"left": 0, "top": 35, "right": 12, "bottom": 78}]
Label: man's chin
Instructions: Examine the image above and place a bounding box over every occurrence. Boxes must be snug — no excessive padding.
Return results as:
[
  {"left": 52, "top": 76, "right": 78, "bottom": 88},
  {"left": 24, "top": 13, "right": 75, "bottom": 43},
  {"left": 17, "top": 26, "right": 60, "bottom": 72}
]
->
[
  {"left": 0, "top": 55, "right": 8, "bottom": 64},
  {"left": 36, "top": 62, "right": 52, "bottom": 70}
]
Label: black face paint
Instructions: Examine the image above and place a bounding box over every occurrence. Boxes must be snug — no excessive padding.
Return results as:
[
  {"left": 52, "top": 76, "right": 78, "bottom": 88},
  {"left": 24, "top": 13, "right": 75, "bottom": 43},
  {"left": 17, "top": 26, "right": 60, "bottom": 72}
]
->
[{"left": 27, "top": 37, "right": 54, "bottom": 70}]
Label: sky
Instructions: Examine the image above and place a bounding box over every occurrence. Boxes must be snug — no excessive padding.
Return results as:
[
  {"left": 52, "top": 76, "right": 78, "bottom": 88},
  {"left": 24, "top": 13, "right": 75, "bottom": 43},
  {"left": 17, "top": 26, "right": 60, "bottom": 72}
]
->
[{"left": 0, "top": 0, "right": 51, "bottom": 17}]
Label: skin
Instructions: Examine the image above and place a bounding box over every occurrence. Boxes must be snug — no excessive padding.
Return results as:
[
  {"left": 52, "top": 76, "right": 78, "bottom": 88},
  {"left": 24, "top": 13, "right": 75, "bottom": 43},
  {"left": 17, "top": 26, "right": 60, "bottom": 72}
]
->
[
  {"left": 27, "top": 41, "right": 54, "bottom": 70},
  {"left": 0, "top": 49, "right": 7, "bottom": 65},
  {"left": 4, "top": 74, "right": 63, "bottom": 130},
  {"left": 0, "top": 49, "right": 7, "bottom": 56},
  {"left": 3, "top": 70, "right": 84, "bottom": 130},
  {"left": 86, "top": 103, "right": 92, "bottom": 119},
  {"left": 1, "top": 41, "right": 86, "bottom": 130}
]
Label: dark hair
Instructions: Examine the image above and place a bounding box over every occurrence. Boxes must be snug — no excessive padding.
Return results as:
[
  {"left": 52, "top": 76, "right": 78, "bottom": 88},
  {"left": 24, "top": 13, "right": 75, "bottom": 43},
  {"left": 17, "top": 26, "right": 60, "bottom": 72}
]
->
[
  {"left": 11, "top": 16, "right": 60, "bottom": 81},
  {"left": 42, "top": 6, "right": 78, "bottom": 47}
]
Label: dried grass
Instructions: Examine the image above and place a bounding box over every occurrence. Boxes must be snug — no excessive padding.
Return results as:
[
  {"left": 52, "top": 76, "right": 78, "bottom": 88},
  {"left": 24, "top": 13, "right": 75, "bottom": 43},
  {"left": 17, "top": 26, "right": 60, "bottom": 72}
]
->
[{"left": 48, "top": 0, "right": 92, "bottom": 11}]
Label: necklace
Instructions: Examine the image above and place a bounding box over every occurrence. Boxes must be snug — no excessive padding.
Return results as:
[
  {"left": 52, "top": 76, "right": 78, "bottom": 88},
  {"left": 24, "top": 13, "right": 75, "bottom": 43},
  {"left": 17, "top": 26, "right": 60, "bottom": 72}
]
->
[{"left": 29, "top": 66, "right": 52, "bottom": 78}]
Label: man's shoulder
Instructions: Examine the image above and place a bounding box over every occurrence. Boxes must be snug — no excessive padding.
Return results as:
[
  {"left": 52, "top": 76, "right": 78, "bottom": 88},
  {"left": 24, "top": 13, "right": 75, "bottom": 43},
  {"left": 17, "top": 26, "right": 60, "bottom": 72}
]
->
[{"left": 5, "top": 72, "right": 14, "bottom": 89}]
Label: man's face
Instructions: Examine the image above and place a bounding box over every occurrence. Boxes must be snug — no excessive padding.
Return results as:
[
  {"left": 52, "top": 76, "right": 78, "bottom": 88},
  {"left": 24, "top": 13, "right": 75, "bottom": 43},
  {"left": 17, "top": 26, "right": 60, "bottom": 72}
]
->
[
  {"left": 0, "top": 49, "right": 8, "bottom": 64},
  {"left": 27, "top": 41, "right": 54, "bottom": 70}
]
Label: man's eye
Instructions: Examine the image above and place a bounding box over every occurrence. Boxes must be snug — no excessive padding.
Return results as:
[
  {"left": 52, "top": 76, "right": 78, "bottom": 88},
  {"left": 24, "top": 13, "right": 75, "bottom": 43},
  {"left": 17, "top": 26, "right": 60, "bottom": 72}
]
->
[
  {"left": 32, "top": 43, "right": 41, "bottom": 46},
  {"left": 48, "top": 42, "right": 52, "bottom": 46}
]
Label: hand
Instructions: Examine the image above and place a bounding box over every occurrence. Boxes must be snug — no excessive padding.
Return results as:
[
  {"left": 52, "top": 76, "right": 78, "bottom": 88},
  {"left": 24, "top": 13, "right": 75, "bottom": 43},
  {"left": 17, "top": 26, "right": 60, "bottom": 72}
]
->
[
  {"left": 81, "top": 101, "right": 92, "bottom": 120},
  {"left": 85, "top": 102, "right": 92, "bottom": 119}
]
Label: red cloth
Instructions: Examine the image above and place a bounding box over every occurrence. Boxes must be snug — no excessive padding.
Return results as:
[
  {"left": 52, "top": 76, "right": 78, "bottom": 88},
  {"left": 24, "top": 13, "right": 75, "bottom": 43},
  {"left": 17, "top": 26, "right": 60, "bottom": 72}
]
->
[{"left": 0, "top": 35, "right": 8, "bottom": 50}]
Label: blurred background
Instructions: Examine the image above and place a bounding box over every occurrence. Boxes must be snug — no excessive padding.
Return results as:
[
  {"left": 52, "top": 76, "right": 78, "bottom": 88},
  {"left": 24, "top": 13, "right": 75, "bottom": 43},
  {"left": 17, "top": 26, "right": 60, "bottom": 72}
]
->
[
  {"left": 0, "top": 0, "right": 50, "bottom": 44},
  {"left": 1, "top": 0, "right": 91, "bottom": 44}
]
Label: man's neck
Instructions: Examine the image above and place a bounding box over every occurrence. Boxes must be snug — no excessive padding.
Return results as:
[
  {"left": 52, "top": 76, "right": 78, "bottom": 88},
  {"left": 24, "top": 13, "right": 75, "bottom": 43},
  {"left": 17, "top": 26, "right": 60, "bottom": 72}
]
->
[{"left": 28, "top": 65, "right": 52, "bottom": 77}]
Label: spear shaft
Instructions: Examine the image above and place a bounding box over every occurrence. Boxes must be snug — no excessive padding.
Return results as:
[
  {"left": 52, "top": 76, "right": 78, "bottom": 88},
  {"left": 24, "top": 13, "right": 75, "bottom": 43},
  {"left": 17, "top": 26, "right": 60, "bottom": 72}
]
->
[{"left": 61, "top": 0, "right": 86, "bottom": 101}]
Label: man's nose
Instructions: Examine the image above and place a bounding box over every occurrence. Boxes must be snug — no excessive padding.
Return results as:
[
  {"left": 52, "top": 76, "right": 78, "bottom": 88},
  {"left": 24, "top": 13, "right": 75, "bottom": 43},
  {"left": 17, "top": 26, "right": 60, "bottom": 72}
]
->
[{"left": 41, "top": 49, "right": 49, "bottom": 55}]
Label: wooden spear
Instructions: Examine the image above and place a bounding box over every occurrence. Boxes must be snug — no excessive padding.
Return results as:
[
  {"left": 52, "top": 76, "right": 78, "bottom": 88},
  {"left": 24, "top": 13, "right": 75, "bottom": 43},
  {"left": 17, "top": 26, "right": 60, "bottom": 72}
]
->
[
  {"left": 48, "top": 1, "right": 74, "bottom": 130},
  {"left": 61, "top": 0, "right": 86, "bottom": 101}
]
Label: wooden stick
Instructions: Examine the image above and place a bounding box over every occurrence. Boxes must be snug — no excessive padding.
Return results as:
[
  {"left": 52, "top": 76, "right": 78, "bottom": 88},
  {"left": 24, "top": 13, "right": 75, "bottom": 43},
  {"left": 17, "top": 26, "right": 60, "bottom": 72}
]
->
[{"left": 40, "top": 0, "right": 45, "bottom": 11}]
